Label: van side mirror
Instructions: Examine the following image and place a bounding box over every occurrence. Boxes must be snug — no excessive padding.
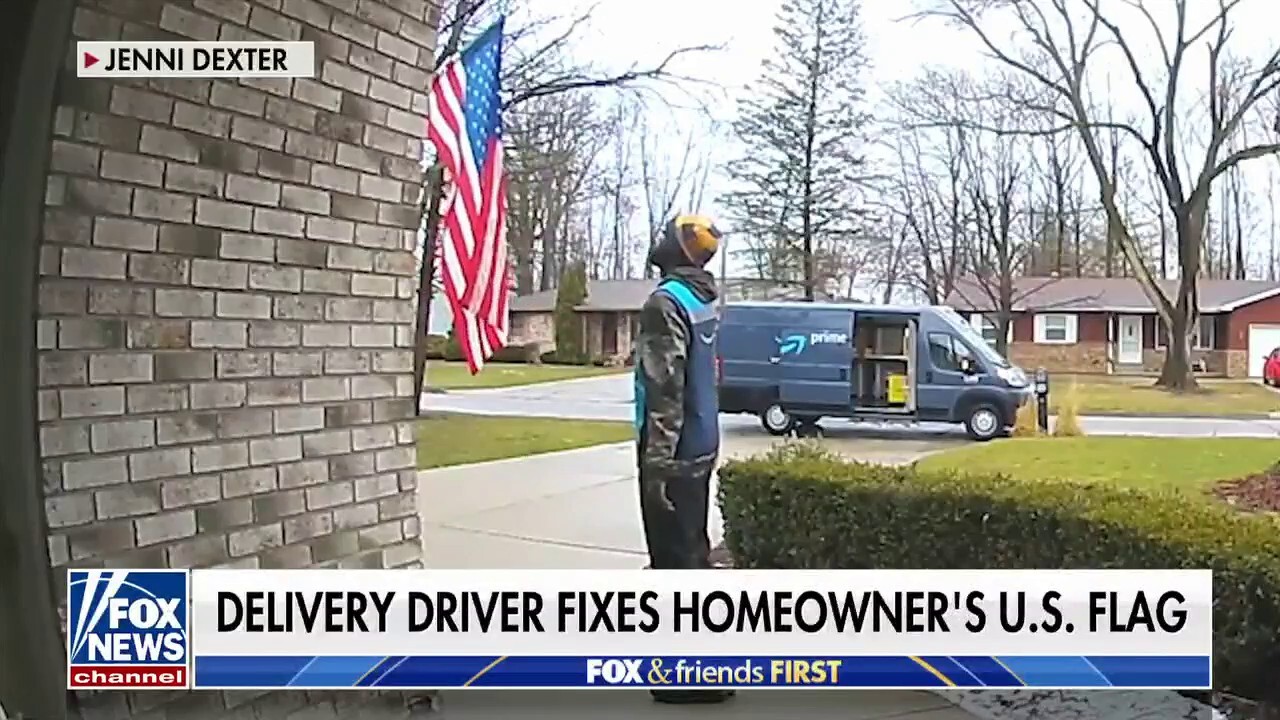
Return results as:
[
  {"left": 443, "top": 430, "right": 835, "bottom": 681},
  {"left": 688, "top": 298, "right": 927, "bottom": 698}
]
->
[{"left": 959, "top": 356, "right": 975, "bottom": 374}]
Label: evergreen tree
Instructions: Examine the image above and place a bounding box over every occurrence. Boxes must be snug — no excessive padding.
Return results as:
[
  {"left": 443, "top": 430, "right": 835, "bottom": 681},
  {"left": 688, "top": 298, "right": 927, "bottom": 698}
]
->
[
  {"left": 553, "top": 261, "right": 589, "bottom": 362},
  {"left": 721, "top": 0, "right": 871, "bottom": 300}
]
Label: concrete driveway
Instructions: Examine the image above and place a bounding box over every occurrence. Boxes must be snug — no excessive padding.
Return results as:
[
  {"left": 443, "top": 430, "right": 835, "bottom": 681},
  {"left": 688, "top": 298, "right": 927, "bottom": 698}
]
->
[
  {"left": 418, "top": 429, "right": 974, "bottom": 719},
  {"left": 417, "top": 427, "right": 958, "bottom": 569},
  {"left": 424, "top": 374, "right": 1280, "bottom": 438}
]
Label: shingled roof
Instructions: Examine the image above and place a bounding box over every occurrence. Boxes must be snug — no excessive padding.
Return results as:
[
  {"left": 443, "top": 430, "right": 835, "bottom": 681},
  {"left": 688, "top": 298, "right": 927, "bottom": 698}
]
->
[
  {"left": 508, "top": 279, "right": 657, "bottom": 313},
  {"left": 945, "top": 276, "right": 1280, "bottom": 313}
]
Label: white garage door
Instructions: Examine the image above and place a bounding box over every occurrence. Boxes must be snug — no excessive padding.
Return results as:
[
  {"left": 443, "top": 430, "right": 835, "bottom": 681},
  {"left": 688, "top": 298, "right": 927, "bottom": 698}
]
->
[{"left": 1247, "top": 324, "right": 1280, "bottom": 376}]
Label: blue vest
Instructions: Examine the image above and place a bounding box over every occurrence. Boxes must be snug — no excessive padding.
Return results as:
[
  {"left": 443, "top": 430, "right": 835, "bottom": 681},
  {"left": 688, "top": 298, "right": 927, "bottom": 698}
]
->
[{"left": 633, "top": 278, "right": 720, "bottom": 460}]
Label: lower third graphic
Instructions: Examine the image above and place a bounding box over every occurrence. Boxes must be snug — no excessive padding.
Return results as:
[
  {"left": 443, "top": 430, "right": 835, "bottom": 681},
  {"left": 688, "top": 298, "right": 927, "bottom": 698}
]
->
[{"left": 67, "top": 569, "right": 189, "bottom": 689}]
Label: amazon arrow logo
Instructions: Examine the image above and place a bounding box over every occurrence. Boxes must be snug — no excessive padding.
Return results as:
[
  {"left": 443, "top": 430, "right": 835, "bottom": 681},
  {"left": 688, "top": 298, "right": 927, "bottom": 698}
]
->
[{"left": 776, "top": 334, "right": 807, "bottom": 356}]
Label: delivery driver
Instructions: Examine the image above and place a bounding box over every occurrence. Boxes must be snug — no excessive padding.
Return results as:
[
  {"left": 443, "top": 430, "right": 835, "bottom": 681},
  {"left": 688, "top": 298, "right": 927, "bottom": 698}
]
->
[{"left": 634, "top": 215, "right": 734, "bottom": 705}]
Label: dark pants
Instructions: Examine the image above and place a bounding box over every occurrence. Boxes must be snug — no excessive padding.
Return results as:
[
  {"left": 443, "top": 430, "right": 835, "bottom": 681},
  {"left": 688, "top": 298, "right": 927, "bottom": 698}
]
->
[
  {"left": 638, "top": 455, "right": 734, "bottom": 704},
  {"left": 637, "top": 458, "right": 714, "bottom": 570}
]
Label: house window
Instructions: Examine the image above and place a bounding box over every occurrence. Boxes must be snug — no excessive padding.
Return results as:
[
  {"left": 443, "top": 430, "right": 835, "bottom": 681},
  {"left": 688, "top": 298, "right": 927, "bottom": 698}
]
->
[
  {"left": 1034, "top": 313, "right": 1077, "bottom": 344},
  {"left": 1157, "top": 317, "right": 1216, "bottom": 350},
  {"left": 968, "top": 313, "right": 1012, "bottom": 347}
]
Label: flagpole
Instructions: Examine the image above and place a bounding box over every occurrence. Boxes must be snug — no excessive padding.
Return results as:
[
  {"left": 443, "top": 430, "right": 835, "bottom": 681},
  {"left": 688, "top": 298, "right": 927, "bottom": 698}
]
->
[{"left": 413, "top": 0, "right": 477, "bottom": 414}]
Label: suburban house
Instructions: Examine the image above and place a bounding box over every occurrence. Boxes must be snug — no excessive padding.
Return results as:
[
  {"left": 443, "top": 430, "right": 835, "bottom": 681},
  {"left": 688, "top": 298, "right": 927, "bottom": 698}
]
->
[
  {"left": 510, "top": 278, "right": 836, "bottom": 359},
  {"left": 945, "top": 276, "right": 1280, "bottom": 377}
]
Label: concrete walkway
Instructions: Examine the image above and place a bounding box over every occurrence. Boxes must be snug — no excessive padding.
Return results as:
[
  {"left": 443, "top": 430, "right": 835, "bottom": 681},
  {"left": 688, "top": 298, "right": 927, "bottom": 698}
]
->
[{"left": 417, "top": 433, "right": 978, "bottom": 719}]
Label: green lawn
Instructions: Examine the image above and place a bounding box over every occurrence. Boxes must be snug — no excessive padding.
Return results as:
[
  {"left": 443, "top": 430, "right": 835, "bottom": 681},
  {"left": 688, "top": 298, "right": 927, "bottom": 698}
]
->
[
  {"left": 1054, "top": 376, "right": 1280, "bottom": 417},
  {"left": 425, "top": 361, "right": 622, "bottom": 390},
  {"left": 916, "top": 436, "right": 1280, "bottom": 493},
  {"left": 416, "top": 413, "right": 633, "bottom": 469}
]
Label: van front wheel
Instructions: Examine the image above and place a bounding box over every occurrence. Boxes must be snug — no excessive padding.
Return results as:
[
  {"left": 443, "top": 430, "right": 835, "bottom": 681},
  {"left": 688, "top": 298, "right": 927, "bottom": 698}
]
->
[
  {"left": 964, "top": 404, "right": 1003, "bottom": 441},
  {"left": 760, "top": 403, "right": 795, "bottom": 436}
]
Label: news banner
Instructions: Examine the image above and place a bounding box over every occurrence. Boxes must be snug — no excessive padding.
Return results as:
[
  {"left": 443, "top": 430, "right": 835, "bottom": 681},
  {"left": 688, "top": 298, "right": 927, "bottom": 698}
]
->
[{"left": 66, "top": 568, "right": 1212, "bottom": 691}]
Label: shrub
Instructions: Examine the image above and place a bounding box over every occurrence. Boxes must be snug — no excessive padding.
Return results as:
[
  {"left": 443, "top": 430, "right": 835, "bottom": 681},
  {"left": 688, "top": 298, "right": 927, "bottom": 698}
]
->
[
  {"left": 443, "top": 329, "right": 464, "bottom": 361},
  {"left": 539, "top": 350, "right": 589, "bottom": 366},
  {"left": 424, "top": 334, "right": 448, "bottom": 360},
  {"left": 1011, "top": 399, "right": 1042, "bottom": 437},
  {"left": 489, "top": 342, "right": 542, "bottom": 364},
  {"left": 1052, "top": 380, "right": 1085, "bottom": 437},
  {"left": 553, "top": 262, "right": 589, "bottom": 363},
  {"left": 717, "top": 449, "right": 1280, "bottom": 702}
]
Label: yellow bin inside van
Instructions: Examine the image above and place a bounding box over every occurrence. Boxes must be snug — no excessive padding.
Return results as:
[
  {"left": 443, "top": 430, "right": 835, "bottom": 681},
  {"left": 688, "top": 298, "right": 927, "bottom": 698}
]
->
[{"left": 887, "top": 374, "right": 908, "bottom": 405}]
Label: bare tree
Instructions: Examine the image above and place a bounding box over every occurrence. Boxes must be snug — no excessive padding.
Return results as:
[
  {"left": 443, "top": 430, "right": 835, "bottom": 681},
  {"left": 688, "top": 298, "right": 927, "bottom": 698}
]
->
[
  {"left": 928, "top": 0, "right": 1280, "bottom": 390},
  {"left": 638, "top": 120, "right": 698, "bottom": 278},
  {"left": 411, "top": 0, "right": 719, "bottom": 399},
  {"left": 958, "top": 118, "right": 1032, "bottom": 356},
  {"left": 881, "top": 71, "right": 993, "bottom": 304},
  {"left": 506, "top": 90, "right": 609, "bottom": 292},
  {"left": 884, "top": 124, "right": 968, "bottom": 303}
]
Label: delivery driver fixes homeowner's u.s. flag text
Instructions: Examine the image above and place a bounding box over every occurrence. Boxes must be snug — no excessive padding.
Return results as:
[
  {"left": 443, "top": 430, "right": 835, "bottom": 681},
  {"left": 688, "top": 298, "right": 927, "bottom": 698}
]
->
[{"left": 67, "top": 568, "right": 1211, "bottom": 691}]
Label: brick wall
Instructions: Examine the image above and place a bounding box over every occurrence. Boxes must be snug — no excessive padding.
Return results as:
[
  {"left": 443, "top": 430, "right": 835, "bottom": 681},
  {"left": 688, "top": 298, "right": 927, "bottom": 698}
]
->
[
  {"left": 37, "top": 0, "right": 439, "bottom": 716},
  {"left": 509, "top": 310, "right": 553, "bottom": 350},
  {"left": 1008, "top": 341, "right": 1109, "bottom": 373}
]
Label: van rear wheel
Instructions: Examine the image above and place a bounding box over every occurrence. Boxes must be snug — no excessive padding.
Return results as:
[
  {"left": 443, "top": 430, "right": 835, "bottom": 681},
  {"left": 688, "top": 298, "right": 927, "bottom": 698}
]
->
[
  {"left": 965, "top": 404, "right": 1003, "bottom": 442},
  {"left": 760, "top": 403, "right": 795, "bottom": 436}
]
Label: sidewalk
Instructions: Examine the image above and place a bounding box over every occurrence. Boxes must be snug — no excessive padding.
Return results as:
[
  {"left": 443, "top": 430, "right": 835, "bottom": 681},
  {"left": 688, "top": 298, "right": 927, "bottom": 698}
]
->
[{"left": 416, "top": 440, "right": 979, "bottom": 719}]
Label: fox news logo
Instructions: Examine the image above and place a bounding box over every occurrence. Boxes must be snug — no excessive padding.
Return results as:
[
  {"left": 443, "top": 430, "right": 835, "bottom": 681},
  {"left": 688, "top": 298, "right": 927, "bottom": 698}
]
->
[
  {"left": 67, "top": 569, "right": 189, "bottom": 689},
  {"left": 586, "top": 658, "right": 644, "bottom": 685}
]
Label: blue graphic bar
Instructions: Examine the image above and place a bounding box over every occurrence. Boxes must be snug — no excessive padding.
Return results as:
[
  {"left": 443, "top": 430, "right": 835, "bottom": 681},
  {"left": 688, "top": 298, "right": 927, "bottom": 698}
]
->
[{"left": 193, "top": 655, "right": 1211, "bottom": 690}]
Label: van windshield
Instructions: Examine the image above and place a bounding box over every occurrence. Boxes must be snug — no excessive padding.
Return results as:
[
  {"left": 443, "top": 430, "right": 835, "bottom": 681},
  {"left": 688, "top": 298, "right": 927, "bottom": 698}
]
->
[{"left": 936, "top": 308, "right": 1009, "bottom": 368}]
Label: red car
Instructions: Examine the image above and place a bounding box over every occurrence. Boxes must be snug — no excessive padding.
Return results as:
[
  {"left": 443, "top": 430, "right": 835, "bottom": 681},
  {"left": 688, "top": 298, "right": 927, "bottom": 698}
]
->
[{"left": 1264, "top": 348, "right": 1280, "bottom": 386}]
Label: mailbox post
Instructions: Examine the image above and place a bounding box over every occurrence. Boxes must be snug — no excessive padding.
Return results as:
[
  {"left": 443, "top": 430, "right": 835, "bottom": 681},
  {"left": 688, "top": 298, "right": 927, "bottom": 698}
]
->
[{"left": 1034, "top": 367, "right": 1050, "bottom": 433}]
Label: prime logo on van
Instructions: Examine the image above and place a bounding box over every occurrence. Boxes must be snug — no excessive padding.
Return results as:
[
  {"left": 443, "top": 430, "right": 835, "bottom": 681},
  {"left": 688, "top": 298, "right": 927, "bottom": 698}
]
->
[{"left": 776, "top": 331, "right": 849, "bottom": 356}]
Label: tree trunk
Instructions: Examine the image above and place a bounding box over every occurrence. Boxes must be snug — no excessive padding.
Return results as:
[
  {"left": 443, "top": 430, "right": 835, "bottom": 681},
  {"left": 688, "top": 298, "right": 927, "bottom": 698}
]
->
[
  {"left": 1158, "top": 206, "right": 1168, "bottom": 279},
  {"left": 1232, "top": 174, "right": 1244, "bottom": 280},
  {"left": 1156, "top": 209, "right": 1204, "bottom": 392},
  {"left": 995, "top": 313, "right": 1011, "bottom": 357},
  {"left": 1157, "top": 311, "right": 1194, "bottom": 391},
  {"left": 1270, "top": 173, "right": 1277, "bottom": 281}
]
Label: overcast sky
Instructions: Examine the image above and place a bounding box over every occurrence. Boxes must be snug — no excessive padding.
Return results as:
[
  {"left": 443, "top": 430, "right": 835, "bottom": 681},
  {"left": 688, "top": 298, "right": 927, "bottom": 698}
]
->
[
  {"left": 517, "top": 0, "right": 987, "bottom": 285},
  {"left": 539, "top": 0, "right": 1280, "bottom": 273},
  {"left": 424, "top": 0, "right": 1280, "bottom": 327}
]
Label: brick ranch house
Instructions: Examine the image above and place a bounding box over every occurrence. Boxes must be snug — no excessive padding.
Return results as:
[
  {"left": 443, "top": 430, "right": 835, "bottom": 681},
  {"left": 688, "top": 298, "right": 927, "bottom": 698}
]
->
[
  {"left": 945, "top": 276, "right": 1280, "bottom": 377},
  {"left": 510, "top": 278, "right": 832, "bottom": 359}
]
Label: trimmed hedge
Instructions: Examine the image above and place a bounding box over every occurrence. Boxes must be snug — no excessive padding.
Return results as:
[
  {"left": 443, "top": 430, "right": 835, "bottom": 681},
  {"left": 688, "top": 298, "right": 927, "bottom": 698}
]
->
[{"left": 717, "top": 443, "right": 1280, "bottom": 702}]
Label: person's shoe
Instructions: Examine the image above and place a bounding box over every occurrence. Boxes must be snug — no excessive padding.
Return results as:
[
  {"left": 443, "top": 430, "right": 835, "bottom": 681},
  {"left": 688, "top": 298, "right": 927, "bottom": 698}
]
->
[{"left": 650, "top": 689, "right": 736, "bottom": 704}]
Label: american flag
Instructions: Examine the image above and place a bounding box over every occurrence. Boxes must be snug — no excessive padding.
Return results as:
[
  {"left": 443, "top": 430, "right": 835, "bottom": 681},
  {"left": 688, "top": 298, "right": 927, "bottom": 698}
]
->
[{"left": 427, "top": 18, "right": 510, "bottom": 374}]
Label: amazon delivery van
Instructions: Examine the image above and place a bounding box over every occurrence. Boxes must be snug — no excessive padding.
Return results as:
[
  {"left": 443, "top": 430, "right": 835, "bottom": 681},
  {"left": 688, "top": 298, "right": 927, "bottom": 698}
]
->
[{"left": 716, "top": 301, "right": 1032, "bottom": 440}]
